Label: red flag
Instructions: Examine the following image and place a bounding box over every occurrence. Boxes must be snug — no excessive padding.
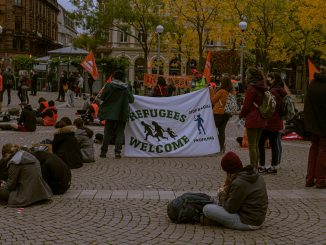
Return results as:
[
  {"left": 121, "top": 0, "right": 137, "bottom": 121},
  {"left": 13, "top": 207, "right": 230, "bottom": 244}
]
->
[
  {"left": 308, "top": 58, "right": 319, "bottom": 82},
  {"left": 203, "top": 51, "right": 211, "bottom": 83},
  {"left": 80, "top": 51, "right": 99, "bottom": 80},
  {"left": 107, "top": 75, "right": 112, "bottom": 83}
]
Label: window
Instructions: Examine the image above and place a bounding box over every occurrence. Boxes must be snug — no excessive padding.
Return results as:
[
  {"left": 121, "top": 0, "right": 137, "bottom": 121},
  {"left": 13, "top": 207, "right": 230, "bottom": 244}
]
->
[
  {"left": 119, "top": 29, "right": 128, "bottom": 43},
  {"left": 138, "top": 31, "right": 145, "bottom": 43},
  {"left": 15, "top": 16, "right": 22, "bottom": 33},
  {"left": 15, "top": 0, "right": 22, "bottom": 6}
]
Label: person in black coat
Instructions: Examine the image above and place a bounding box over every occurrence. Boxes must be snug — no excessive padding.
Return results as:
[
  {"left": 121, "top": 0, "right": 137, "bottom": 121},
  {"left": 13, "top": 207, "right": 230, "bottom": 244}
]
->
[
  {"left": 52, "top": 117, "right": 83, "bottom": 169},
  {"left": 0, "top": 103, "right": 36, "bottom": 132},
  {"left": 32, "top": 150, "right": 71, "bottom": 195},
  {"left": 304, "top": 68, "right": 326, "bottom": 189}
]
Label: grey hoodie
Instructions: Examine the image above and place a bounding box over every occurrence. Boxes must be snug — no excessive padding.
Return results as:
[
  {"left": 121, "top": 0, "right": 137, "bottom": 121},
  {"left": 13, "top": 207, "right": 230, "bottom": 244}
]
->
[
  {"left": 224, "top": 165, "right": 268, "bottom": 226},
  {"left": 5, "top": 150, "right": 53, "bottom": 207}
]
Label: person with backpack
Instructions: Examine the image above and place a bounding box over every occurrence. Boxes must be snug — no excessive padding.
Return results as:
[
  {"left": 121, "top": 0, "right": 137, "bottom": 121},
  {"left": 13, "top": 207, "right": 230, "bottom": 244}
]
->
[
  {"left": 210, "top": 76, "right": 234, "bottom": 153},
  {"left": 202, "top": 151, "right": 268, "bottom": 230},
  {"left": 258, "top": 72, "right": 287, "bottom": 174},
  {"left": 239, "top": 67, "right": 267, "bottom": 168},
  {"left": 304, "top": 67, "right": 326, "bottom": 188}
]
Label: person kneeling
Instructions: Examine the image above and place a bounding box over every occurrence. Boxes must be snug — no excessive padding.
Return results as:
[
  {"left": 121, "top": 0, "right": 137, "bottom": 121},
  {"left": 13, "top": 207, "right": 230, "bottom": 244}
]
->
[
  {"left": 202, "top": 151, "right": 268, "bottom": 230},
  {"left": 0, "top": 144, "right": 53, "bottom": 207}
]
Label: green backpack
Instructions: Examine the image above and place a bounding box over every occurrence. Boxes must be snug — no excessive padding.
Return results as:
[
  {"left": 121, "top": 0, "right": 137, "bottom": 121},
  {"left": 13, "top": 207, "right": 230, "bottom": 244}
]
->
[{"left": 254, "top": 91, "right": 276, "bottom": 119}]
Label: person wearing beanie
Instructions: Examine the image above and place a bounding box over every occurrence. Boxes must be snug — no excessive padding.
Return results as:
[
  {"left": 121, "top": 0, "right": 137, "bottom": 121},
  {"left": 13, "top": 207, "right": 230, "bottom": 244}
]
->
[{"left": 202, "top": 151, "right": 268, "bottom": 230}]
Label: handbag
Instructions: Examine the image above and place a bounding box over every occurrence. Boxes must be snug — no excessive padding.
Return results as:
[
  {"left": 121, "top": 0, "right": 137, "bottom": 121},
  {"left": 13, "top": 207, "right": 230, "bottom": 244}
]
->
[{"left": 224, "top": 93, "right": 238, "bottom": 115}]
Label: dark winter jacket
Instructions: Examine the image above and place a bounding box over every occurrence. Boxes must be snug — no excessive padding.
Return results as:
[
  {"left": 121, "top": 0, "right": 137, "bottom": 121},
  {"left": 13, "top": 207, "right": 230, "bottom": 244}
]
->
[
  {"left": 224, "top": 165, "right": 268, "bottom": 226},
  {"left": 4, "top": 150, "right": 53, "bottom": 207},
  {"left": 304, "top": 73, "right": 326, "bottom": 136},
  {"left": 239, "top": 80, "right": 267, "bottom": 129},
  {"left": 18, "top": 108, "right": 37, "bottom": 132},
  {"left": 33, "top": 151, "right": 71, "bottom": 195},
  {"left": 52, "top": 125, "right": 83, "bottom": 169},
  {"left": 98, "top": 80, "right": 134, "bottom": 122},
  {"left": 265, "top": 86, "right": 287, "bottom": 131},
  {"left": 75, "top": 128, "right": 95, "bottom": 163}
]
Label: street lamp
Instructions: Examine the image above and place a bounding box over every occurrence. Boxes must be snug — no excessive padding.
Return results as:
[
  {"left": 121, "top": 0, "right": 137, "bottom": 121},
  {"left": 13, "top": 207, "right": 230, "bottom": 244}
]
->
[
  {"left": 239, "top": 19, "right": 247, "bottom": 85},
  {"left": 156, "top": 25, "right": 164, "bottom": 76}
]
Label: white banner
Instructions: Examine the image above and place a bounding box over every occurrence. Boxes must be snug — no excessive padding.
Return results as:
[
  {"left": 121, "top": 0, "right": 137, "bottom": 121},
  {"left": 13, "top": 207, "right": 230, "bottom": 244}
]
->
[{"left": 125, "top": 88, "right": 220, "bottom": 157}]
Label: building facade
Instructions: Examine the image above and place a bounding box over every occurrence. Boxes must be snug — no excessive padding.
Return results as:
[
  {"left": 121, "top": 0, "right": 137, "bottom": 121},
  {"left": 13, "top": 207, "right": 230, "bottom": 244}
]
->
[
  {"left": 57, "top": 4, "right": 77, "bottom": 47},
  {"left": 0, "top": 0, "right": 60, "bottom": 66}
]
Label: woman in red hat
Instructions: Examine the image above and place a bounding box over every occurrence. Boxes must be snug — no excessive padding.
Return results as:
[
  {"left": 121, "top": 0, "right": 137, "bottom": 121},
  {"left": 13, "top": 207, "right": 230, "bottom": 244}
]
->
[{"left": 202, "top": 151, "right": 268, "bottom": 230}]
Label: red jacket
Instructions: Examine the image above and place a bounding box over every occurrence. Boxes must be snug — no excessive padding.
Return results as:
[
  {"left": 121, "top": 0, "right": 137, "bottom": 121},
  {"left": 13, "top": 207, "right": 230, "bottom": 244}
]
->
[
  {"left": 265, "top": 87, "right": 287, "bottom": 131},
  {"left": 240, "top": 81, "right": 267, "bottom": 129}
]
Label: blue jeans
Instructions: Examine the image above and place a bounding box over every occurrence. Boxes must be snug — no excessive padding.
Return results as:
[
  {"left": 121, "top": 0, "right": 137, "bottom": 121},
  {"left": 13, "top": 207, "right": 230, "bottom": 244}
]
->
[
  {"left": 203, "top": 204, "right": 259, "bottom": 231},
  {"left": 66, "top": 89, "right": 74, "bottom": 107},
  {"left": 101, "top": 120, "right": 126, "bottom": 155}
]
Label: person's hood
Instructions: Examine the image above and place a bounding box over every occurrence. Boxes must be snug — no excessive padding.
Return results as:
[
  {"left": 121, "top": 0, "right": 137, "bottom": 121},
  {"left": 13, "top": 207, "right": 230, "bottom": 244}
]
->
[
  {"left": 236, "top": 165, "right": 259, "bottom": 183},
  {"left": 314, "top": 72, "right": 326, "bottom": 83},
  {"left": 250, "top": 80, "right": 267, "bottom": 92},
  {"left": 7, "top": 150, "right": 39, "bottom": 167},
  {"left": 54, "top": 125, "right": 76, "bottom": 135},
  {"left": 75, "top": 128, "right": 88, "bottom": 137},
  {"left": 111, "top": 79, "right": 128, "bottom": 89}
]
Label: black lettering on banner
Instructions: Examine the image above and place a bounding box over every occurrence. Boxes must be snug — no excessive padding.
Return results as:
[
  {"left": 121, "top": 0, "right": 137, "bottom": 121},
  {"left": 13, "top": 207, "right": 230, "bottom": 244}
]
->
[
  {"left": 136, "top": 110, "right": 143, "bottom": 118},
  {"left": 159, "top": 109, "right": 166, "bottom": 117}
]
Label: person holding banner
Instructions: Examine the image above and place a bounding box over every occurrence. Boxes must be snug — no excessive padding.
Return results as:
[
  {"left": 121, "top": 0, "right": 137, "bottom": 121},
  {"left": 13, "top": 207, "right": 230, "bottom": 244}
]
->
[
  {"left": 98, "top": 70, "right": 134, "bottom": 159},
  {"left": 210, "top": 76, "right": 234, "bottom": 153}
]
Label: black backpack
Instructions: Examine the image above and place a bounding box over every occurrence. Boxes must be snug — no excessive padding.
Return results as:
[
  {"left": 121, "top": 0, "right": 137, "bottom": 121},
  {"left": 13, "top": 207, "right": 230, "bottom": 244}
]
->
[{"left": 167, "top": 192, "right": 214, "bottom": 224}]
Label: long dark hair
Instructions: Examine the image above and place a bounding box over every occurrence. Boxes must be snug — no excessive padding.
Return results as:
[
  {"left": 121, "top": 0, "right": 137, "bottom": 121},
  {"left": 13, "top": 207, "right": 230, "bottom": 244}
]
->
[
  {"left": 220, "top": 76, "right": 233, "bottom": 92},
  {"left": 246, "top": 67, "right": 264, "bottom": 85},
  {"left": 267, "top": 72, "right": 284, "bottom": 88}
]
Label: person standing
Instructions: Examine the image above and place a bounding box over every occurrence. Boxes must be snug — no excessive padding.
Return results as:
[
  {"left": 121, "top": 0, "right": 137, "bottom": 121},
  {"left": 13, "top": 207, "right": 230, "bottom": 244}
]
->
[
  {"left": 304, "top": 67, "right": 326, "bottom": 188},
  {"left": 2, "top": 67, "right": 14, "bottom": 105},
  {"left": 239, "top": 67, "right": 267, "bottom": 168},
  {"left": 30, "top": 70, "right": 38, "bottom": 96},
  {"left": 76, "top": 73, "right": 84, "bottom": 98},
  {"left": 152, "top": 76, "right": 168, "bottom": 97},
  {"left": 210, "top": 76, "right": 234, "bottom": 153},
  {"left": 88, "top": 74, "right": 95, "bottom": 96},
  {"left": 98, "top": 70, "right": 134, "bottom": 159},
  {"left": 57, "top": 71, "right": 67, "bottom": 102},
  {"left": 66, "top": 73, "right": 75, "bottom": 107},
  {"left": 258, "top": 72, "right": 287, "bottom": 174}
]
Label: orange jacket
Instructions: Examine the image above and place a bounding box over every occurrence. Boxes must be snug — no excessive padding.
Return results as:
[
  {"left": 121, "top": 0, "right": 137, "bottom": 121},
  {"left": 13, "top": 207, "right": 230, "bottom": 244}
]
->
[
  {"left": 210, "top": 88, "right": 229, "bottom": 114},
  {"left": 43, "top": 106, "right": 58, "bottom": 126}
]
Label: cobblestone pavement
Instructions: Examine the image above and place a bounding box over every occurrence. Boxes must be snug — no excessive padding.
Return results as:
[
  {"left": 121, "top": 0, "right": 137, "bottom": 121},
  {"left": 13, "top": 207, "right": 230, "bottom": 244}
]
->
[{"left": 0, "top": 92, "right": 325, "bottom": 244}]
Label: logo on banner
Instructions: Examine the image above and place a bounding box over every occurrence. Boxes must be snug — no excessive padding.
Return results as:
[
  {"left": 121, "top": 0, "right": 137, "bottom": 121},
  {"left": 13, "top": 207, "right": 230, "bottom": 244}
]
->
[
  {"left": 129, "top": 109, "right": 190, "bottom": 153},
  {"left": 194, "top": 114, "right": 206, "bottom": 135}
]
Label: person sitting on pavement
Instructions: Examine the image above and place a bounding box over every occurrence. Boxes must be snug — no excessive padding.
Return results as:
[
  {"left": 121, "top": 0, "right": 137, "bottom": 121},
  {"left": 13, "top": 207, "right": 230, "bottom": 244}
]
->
[
  {"left": 36, "top": 100, "right": 58, "bottom": 126},
  {"left": 0, "top": 103, "right": 37, "bottom": 132},
  {"left": 52, "top": 117, "right": 83, "bottom": 169},
  {"left": 73, "top": 118, "right": 95, "bottom": 163},
  {"left": 36, "top": 97, "right": 49, "bottom": 117},
  {"left": 0, "top": 144, "right": 53, "bottom": 207},
  {"left": 31, "top": 149, "right": 71, "bottom": 195},
  {"left": 201, "top": 151, "right": 268, "bottom": 230}
]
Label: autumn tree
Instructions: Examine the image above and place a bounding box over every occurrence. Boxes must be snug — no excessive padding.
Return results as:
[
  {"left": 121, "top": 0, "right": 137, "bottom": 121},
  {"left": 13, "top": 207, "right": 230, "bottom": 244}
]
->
[
  {"left": 163, "top": 0, "right": 222, "bottom": 71},
  {"left": 70, "top": 0, "right": 170, "bottom": 73}
]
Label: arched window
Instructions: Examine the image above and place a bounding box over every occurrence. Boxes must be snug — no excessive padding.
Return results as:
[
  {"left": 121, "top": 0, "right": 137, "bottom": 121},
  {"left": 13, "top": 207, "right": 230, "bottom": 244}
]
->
[{"left": 169, "top": 58, "right": 181, "bottom": 75}]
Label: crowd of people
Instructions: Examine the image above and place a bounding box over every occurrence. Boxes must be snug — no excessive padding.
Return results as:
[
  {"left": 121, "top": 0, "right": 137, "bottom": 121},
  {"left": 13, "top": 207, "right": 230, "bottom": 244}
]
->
[{"left": 0, "top": 65, "right": 325, "bottom": 234}]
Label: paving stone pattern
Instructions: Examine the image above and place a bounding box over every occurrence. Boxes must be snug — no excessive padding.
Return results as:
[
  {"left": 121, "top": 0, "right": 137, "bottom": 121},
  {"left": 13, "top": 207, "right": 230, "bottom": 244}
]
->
[{"left": 0, "top": 92, "right": 325, "bottom": 244}]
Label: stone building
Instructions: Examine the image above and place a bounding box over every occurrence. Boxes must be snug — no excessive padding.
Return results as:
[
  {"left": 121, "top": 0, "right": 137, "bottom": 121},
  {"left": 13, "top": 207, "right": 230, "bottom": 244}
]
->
[
  {"left": 57, "top": 3, "right": 77, "bottom": 47},
  {"left": 0, "top": 0, "right": 60, "bottom": 65}
]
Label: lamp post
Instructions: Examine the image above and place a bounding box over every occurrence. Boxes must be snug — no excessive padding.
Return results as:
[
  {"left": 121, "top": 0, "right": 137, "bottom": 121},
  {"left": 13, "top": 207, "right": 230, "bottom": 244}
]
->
[
  {"left": 239, "top": 19, "right": 247, "bottom": 85},
  {"left": 156, "top": 25, "right": 164, "bottom": 76}
]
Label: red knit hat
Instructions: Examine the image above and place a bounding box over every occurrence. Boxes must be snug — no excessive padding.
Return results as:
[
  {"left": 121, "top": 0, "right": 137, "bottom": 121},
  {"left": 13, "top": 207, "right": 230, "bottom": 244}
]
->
[{"left": 221, "top": 151, "right": 243, "bottom": 174}]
